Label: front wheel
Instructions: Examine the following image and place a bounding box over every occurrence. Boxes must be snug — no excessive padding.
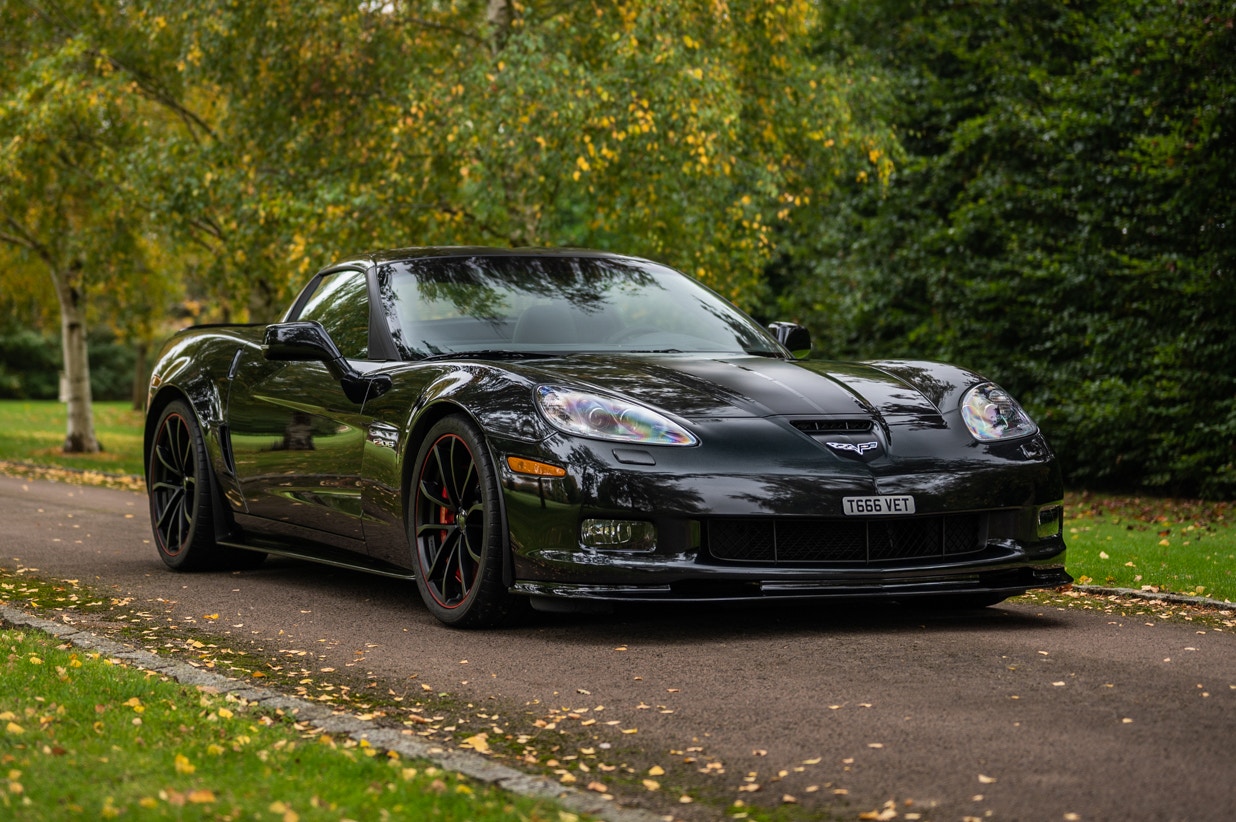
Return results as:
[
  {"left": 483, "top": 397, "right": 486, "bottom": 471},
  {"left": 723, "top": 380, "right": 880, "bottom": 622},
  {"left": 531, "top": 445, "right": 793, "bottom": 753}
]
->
[{"left": 410, "top": 416, "right": 516, "bottom": 628}]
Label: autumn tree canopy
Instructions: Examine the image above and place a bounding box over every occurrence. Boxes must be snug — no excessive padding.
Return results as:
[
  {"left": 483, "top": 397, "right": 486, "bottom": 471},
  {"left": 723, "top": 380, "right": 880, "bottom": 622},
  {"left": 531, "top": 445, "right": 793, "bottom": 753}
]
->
[{"left": 1, "top": 0, "right": 894, "bottom": 451}]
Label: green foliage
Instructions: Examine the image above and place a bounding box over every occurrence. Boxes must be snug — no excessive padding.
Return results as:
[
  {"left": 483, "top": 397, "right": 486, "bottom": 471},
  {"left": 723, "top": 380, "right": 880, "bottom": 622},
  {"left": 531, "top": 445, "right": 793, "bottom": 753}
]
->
[
  {"left": 779, "top": 0, "right": 1236, "bottom": 498},
  {"left": 156, "top": 0, "right": 895, "bottom": 311},
  {"left": 0, "top": 332, "right": 136, "bottom": 402},
  {"left": 0, "top": 330, "right": 59, "bottom": 400}
]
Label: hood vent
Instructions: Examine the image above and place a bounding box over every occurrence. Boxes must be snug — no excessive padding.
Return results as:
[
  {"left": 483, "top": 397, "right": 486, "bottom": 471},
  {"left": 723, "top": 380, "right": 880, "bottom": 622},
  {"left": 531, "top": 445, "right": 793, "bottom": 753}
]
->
[{"left": 791, "top": 418, "right": 873, "bottom": 436}]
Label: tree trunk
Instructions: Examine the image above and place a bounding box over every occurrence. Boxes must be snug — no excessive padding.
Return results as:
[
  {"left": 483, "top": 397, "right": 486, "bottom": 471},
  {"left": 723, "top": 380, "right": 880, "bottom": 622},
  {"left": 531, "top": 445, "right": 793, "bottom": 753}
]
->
[
  {"left": 131, "top": 340, "right": 148, "bottom": 411},
  {"left": 487, "top": 0, "right": 513, "bottom": 53},
  {"left": 53, "top": 268, "right": 100, "bottom": 453}
]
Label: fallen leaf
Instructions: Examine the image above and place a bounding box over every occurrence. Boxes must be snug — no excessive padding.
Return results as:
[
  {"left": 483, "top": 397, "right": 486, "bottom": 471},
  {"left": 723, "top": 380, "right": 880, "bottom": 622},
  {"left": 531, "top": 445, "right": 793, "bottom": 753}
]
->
[{"left": 462, "top": 733, "right": 490, "bottom": 753}]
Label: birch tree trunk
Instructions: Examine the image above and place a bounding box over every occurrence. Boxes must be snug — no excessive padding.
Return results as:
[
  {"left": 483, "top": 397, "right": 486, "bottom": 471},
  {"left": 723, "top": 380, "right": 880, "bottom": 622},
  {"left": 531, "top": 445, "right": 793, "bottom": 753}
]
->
[{"left": 52, "top": 266, "right": 100, "bottom": 453}]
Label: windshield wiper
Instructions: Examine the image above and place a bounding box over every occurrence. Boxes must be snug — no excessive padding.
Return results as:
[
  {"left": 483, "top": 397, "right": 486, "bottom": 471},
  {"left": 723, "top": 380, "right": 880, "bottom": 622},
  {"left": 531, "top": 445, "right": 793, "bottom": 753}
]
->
[
  {"left": 624, "top": 348, "right": 685, "bottom": 354},
  {"left": 417, "top": 349, "right": 557, "bottom": 362}
]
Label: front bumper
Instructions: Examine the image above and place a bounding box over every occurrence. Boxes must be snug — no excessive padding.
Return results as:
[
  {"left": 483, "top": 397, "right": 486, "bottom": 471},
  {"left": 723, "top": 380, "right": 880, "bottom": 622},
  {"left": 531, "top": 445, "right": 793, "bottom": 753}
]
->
[{"left": 494, "top": 421, "right": 1069, "bottom": 603}]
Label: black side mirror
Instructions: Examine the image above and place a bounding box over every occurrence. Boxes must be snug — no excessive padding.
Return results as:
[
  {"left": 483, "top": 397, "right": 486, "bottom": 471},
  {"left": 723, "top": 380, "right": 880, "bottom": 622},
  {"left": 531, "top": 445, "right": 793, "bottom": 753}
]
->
[
  {"left": 263, "top": 321, "right": 391, "bottom": 404},
  {"left": 264, "top": 321, "right": 341, "bottom": 363},
  {"left": 767, "top": 322, "right": 811, "bottom": 359}
]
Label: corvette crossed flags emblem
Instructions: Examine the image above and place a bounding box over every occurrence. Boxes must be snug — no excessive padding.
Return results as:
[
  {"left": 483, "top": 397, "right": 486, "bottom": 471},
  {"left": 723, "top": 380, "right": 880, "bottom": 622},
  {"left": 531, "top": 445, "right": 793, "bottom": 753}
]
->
[{"left": 825, "top": 441, "right": 880, "bottom": 456}]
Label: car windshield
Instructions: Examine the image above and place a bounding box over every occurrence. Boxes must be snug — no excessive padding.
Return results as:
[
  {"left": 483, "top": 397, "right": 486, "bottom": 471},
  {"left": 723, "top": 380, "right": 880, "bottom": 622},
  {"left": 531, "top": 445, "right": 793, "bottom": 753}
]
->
[{"left": 376, "top": 255, "right": 784, "bottom": 359}]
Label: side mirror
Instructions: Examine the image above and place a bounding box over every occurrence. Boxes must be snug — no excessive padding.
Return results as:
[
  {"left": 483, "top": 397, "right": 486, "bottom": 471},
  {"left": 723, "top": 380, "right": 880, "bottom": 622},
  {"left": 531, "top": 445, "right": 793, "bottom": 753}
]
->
[
  {"left": 264, "top": 321, "right": 341, "bottom": 363},
  {"left": 767, "top": 322, "right": 811, "bottom": 360},
  {"left": 263, "top": 321, "right": 391, "bottom": 404}
]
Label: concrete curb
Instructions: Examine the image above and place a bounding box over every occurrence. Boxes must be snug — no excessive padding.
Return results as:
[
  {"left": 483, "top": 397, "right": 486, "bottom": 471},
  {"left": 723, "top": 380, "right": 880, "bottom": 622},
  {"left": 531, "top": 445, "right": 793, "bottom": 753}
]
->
[
  {"left": 0, "top": 604, "right": 665, "bottom": 822},
  {"left": 1072, "top": 584, "right": 1235, "bottom": 611}
]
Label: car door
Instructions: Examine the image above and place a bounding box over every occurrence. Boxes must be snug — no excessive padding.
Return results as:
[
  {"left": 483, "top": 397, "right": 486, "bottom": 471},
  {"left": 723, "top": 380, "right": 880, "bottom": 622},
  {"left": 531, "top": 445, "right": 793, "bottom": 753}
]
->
[{"left": 225, "top": 267, "right": 374, "bottom": 552}]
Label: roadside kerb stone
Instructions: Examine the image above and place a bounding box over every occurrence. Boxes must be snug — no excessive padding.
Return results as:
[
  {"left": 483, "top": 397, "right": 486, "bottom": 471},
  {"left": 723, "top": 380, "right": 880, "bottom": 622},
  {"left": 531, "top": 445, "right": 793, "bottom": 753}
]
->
[{"left": 0, "top": 604, "right": 664, "bottom": 822}]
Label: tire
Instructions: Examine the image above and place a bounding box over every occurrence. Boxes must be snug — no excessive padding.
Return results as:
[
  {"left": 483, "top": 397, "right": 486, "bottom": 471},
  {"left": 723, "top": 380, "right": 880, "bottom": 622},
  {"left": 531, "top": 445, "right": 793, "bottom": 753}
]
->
[
  {"left": 410, "top": 415, "right": 515, "bottom": 628},
  {"left": 148, "top": 399, "right": 264, "bottom": 571}
]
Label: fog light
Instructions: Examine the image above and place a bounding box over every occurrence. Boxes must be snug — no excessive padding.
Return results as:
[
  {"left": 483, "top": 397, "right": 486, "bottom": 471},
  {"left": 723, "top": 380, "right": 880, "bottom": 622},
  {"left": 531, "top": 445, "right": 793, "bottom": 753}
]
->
[
  {"left": 1037, "top": 504, "right": 1063, "bottom": 539},
  {"left": 581, "top": 519, "right": 656, "bottom": 553}
]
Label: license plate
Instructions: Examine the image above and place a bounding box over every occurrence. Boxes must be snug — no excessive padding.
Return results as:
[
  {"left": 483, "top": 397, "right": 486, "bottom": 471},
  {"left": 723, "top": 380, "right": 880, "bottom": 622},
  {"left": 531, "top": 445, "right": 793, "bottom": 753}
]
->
[{"left": 842, "top": 495, "right": 916, "bottom": 516}]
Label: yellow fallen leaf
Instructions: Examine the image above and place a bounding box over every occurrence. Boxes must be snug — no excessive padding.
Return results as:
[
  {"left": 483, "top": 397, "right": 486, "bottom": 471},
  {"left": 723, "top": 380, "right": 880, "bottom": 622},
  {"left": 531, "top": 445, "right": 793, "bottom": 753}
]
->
[
  {"left": 648, "top": 765, "right": 665, "bottom": 776},
  {"left": 187, "top": 789, "right": 216, "bottom": 804},
  {"left": 6, "top": 722, "right": 24, "bottom": 735},
  {"left": 978, "top": 774, "right": 997, "bottom": 784},
  {"left": 642, "top": 779, "right": 660, "bottom": 791},
  {"left": 174, "top": 754, "right": 196, "bottom": 775},
  {"left": 462, "top": 733, "right": 490, "bottom": 753}
]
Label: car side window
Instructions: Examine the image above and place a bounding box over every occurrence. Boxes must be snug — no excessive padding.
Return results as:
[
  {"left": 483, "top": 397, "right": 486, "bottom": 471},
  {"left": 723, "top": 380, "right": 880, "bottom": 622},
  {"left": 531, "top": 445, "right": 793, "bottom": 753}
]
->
[{"left": 295, "top": 270, "right": 370, "bottom": 359}]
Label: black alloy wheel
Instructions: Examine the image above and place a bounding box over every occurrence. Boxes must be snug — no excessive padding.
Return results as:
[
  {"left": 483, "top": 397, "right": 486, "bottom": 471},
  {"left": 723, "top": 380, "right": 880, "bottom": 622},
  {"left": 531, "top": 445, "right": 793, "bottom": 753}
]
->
[
  {"left": 147, "top": 399, "right": 263, "bottom": 571},
  {"left": 411, "top": 416, "right": 514, "bottom": 627},
  {"left": 148, "top": 400, "right": 217, "bottom": 569}
]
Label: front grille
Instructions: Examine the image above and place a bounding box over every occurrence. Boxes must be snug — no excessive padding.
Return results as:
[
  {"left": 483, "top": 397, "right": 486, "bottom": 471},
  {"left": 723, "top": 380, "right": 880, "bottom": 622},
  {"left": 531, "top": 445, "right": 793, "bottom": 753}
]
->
[{"left": 704, "top": 514, "right": 984, "bottom": 565}]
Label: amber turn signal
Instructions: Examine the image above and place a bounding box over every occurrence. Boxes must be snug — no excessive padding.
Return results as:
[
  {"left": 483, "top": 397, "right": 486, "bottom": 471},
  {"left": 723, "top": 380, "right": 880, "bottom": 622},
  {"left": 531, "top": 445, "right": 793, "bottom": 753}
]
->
[{"left": 506, "top": 456, "right": 567, "bottom": 477}]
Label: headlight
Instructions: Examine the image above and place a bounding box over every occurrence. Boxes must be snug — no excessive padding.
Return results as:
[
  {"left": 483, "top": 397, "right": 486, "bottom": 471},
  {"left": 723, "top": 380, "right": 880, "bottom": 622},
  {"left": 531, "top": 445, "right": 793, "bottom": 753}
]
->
[
  {"left": 535, "top": 386, "right": 697, "bottom": 446},
  {"left": 960, "top": 382, "right": 1038, "bottom": 441}
]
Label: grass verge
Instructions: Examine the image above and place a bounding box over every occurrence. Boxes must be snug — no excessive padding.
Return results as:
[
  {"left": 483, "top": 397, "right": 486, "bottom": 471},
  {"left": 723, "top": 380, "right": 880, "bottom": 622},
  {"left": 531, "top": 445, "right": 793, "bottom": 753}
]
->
[
  {"left": 1063, "top": 493, "right": 1234, "bottom": 603},
  {"left": 0, "top": 625, "right": 582, "bottom": 821},
  {"left": 0, "top": 401, "right": 145, "bottom": 479}
]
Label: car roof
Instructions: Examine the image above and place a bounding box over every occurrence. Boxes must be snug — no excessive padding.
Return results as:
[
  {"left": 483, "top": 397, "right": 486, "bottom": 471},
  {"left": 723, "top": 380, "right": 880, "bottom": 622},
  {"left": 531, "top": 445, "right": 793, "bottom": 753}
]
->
[{"left": 361, "top": 246, "right": 637, "bottom": 266}]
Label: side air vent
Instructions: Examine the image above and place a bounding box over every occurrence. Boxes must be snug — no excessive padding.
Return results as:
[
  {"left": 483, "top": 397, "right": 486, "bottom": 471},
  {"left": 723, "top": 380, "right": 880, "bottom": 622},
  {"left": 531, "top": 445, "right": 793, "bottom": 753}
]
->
[{"left": 791, "top": 419, "right": 874, "bottom": 436}]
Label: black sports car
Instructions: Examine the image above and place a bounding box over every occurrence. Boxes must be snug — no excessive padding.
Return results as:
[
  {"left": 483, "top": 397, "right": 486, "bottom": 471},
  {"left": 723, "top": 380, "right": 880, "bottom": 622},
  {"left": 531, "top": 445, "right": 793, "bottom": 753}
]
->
[{"left": 144, "top": 247, "right": 1069, "bottom": 627}]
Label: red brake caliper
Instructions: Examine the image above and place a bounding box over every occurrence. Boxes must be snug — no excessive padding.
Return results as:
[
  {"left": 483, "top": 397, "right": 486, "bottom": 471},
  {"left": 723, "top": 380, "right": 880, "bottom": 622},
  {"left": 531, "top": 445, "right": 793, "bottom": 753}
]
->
[{"left": 438, "top": 489, "right": 463, "bottom": 584}]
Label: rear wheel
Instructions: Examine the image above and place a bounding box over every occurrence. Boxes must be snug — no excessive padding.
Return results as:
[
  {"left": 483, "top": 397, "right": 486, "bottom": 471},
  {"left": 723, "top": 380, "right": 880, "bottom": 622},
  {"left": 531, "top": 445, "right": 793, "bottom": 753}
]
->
[
  {"left": 148, "top": 399, "right": 263, "bottom": 571},
  {"left": 411, "top": 416, "right": 515, "bottom": 628}
]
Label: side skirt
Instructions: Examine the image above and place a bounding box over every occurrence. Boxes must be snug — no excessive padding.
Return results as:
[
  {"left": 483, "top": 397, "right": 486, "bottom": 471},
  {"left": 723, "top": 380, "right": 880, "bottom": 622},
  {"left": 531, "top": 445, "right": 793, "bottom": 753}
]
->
[{"left": 217, "top": 539, "right": 417, "bottom": 581}]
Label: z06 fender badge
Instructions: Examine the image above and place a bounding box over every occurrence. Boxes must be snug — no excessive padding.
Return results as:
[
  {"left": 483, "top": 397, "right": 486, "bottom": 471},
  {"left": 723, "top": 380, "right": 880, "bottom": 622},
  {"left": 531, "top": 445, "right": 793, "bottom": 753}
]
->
[{"left": 826, "top": 441, "right": 880, "bottom": 457}]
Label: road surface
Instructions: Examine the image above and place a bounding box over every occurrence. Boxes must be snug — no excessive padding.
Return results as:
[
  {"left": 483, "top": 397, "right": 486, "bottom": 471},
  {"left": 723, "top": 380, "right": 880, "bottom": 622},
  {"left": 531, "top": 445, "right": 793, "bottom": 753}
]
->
[{"left": 1, "top": 475, "right": 1233, "bottom": 821}]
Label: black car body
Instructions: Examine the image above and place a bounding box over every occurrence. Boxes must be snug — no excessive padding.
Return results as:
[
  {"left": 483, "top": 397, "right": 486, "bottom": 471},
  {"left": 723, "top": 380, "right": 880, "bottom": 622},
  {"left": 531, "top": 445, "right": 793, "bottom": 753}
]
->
[{"left": 144, "top": 247, "right": 1069, "bottom": 626}]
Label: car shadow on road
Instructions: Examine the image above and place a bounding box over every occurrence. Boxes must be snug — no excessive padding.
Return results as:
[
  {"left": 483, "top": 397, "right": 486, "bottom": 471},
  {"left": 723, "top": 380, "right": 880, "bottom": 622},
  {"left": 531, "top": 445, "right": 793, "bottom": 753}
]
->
[{"left": 243, "top": 556, "right": 1069, "bottom": 643}]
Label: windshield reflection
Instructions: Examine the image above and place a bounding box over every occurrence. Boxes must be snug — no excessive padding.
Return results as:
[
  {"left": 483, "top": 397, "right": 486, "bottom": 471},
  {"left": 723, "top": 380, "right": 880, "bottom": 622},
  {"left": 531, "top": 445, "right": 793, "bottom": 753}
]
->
[{"left": 375, "top": 255, "right": 782, "bottom": 359}]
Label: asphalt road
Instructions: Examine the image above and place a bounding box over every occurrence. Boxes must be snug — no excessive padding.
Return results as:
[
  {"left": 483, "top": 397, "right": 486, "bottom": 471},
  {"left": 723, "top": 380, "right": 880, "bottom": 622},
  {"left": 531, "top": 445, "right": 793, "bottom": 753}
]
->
[{"left": 2, "top": 474, "right": 1233, "bottom": 821}]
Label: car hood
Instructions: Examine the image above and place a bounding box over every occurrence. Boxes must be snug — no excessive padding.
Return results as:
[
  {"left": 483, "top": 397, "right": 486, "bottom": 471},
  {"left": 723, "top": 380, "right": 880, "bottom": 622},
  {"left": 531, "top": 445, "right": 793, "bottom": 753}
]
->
[{"left": 521, "top": 354, "right": 974, "bottom": 423}]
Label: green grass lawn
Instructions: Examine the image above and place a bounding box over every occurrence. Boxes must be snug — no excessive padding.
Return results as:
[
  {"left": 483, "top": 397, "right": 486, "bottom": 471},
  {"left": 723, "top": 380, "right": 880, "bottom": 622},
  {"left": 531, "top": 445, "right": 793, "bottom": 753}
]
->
[
  {"left": 1062, "top": 493, "right": 1234, "bottom": 602},
  {"left": 0, "top": 400, "right": 145, "bottom": 478},
  {"left": 0, "top": 627, "right": 574, "bottom": 821}
]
